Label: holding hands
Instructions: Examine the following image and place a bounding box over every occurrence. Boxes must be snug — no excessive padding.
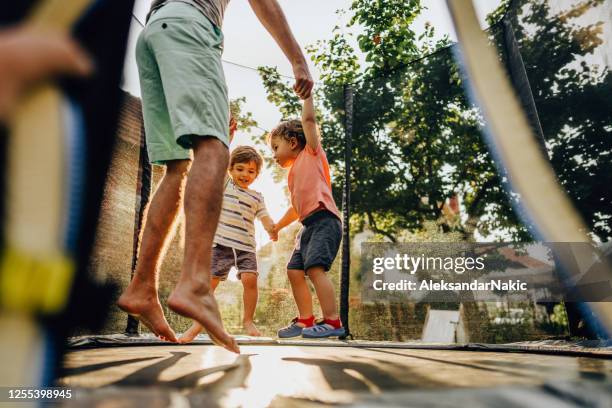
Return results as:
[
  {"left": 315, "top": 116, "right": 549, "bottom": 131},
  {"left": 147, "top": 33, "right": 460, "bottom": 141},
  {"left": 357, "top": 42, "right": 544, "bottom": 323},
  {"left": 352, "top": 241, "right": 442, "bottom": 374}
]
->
[
  {"left": 266, "top": 224, "right": 279, "bottom": 242},
  {"left": 229, "top": 114, "right": 237, "bottom": 143},
  {"left": 292, "top": 61, "right": 313, "bottom": 100}
]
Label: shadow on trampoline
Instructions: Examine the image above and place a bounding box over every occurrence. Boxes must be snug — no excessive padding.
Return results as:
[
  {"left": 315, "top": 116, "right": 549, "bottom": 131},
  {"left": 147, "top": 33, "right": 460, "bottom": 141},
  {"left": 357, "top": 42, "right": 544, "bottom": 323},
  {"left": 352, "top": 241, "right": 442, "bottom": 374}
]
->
[
  {"left": 112, "top": 351, "right": 191, "bottom": 386},
  {"left": 282, "top": 356, "right": 440, "bottom": 391},
  {"left": 576, "top": 359, "right": 608, "bottom": 381},
  {"left": 471, "top": 357, "right": 609, "bottom": 381},
  {"left": 109, "top": 352, "right": 254, "bottom": 390},
  {"left": 62, "top": 356, "right": 162, "bottom": 377},
  {"left": 166, "top": 354, "right": 252, "bottom": 391},
  {"left": 364, "top": 348, "right": 539, "bottom": 377}
]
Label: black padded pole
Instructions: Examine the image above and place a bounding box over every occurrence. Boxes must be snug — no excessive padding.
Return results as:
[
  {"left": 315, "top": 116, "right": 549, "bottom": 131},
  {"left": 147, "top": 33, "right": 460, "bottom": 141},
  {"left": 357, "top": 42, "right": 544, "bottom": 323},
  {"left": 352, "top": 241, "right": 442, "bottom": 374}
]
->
[
  {"left": 339, "top": 84, "right": 353, "bottom": 339},
  {"left": 501, "top": 3, "right": 547, "bottom": 157},
  {"left": 501, "top": 3, "right": 593, "bottom": 337},
  {"left": 125, "top": 115, "right": 152, "bottom": 335}
]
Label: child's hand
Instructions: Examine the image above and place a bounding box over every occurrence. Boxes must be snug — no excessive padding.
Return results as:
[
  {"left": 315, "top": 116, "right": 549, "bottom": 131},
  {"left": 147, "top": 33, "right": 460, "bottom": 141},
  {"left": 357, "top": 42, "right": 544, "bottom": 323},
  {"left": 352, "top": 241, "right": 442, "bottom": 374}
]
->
[
  {"left": 292, "top": 62, "right": 313, "bottom": 100},
  {"left": 267, "top": 224, "right": 278, "bottom": 242},
  {"left": 229, "top": 115, "right": 237, "bottom": 143}
]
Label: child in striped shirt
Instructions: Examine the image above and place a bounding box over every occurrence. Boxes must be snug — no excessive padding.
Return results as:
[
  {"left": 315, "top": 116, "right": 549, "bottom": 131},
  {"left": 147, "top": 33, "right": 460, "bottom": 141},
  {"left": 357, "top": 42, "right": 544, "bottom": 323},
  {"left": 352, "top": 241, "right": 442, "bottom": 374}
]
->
[{"left": 180, "top": 145, "right": 276, "bottom": 341}]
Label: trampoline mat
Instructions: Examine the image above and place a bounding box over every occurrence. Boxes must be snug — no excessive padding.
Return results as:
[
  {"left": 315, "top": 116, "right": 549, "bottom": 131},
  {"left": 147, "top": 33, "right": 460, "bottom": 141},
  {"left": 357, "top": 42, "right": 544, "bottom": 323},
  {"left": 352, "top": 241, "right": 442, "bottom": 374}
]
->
[{"left": 56, "top": 343, "right": 612, "bottom": 407}]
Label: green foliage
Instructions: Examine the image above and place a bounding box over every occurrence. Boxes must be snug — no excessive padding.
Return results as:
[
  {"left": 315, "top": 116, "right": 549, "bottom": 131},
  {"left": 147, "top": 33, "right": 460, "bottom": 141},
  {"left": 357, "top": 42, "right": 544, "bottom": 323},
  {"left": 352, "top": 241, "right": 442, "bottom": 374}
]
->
[
  {"left": 509, "top": 0, "right": 612, "bottom": 240},
  {"left": 350, "top": 0, "right": 423, "bottom": 70},
  {"left": 257, "top": 66, "right": 301, "bottom": 119},
  {"left": 259, "top": 0, "right": 527, "bottom": 242},
  {"left": 258, "top": 0, "right": 611, "bottom": 243},
  {"left": 230, "top": 97, "right": 258, "bottom": 131},
  {"left": 550, "top": 303, "right": 569, "bottom": 327},
  {"left": 307, "top": 22, "right": 360, "bottom": 85}
]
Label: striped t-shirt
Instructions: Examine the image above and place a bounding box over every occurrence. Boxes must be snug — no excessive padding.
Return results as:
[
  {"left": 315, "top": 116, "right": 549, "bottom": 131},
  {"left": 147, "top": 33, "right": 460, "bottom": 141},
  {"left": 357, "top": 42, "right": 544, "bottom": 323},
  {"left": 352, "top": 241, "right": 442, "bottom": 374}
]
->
[{"left": 214, "top": 178, "right": 270, "bottom": 253}]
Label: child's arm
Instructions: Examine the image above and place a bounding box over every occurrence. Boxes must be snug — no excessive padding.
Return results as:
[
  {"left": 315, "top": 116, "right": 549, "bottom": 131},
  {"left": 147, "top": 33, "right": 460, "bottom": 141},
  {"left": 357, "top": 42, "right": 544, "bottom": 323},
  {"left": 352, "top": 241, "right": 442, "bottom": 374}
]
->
[
  {"left": 302, "top": 96, "right": 321, "bottom": 152},
  {"left": 256, "top": 195, "right": 277, "bottom": 240},
  {"left": 229, "top": 115, "right": 237, "bottom": 144},
  {"left": 275, "top": 206, "right": 298, "bottom": 232}
]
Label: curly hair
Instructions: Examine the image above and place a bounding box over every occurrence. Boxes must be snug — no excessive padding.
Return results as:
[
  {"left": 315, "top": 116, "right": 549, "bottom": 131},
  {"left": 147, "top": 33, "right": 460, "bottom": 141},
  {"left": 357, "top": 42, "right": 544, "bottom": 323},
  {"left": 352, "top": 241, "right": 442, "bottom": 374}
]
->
[
  {"left": 230, "top": 146, "right": 263, "bottom": 173},
  {"left": 268, "top": 119, "right": 306, "bottom": 149}
]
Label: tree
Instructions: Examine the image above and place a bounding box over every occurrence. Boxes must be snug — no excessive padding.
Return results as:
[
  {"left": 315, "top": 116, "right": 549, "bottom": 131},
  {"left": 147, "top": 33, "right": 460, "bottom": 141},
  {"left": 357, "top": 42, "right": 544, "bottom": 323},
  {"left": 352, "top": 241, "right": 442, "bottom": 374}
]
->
[
  {"left": 259, "top": 0, "right": 525, "bottom": 242},
  {"left": 508, "top": 0, "right": 612, "bottom": 241},
  {"left": 258, "top": 0, "right": 610, "bottom": 243}
]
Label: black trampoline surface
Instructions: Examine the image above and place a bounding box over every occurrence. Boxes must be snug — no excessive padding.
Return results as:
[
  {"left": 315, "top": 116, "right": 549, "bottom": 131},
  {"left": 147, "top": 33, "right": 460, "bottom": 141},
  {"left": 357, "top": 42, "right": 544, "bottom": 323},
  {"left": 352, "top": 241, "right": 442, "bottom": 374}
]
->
[{"left": 55, "top": 336, "right": 612, "bottom": 407}]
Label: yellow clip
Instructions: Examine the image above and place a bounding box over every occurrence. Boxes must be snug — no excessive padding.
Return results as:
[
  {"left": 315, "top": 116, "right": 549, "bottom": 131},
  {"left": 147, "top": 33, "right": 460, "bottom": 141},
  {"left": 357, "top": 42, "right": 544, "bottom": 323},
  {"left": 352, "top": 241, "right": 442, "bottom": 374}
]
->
[{"left": 0, "top": 247, "right": 75, "bottom": 314}]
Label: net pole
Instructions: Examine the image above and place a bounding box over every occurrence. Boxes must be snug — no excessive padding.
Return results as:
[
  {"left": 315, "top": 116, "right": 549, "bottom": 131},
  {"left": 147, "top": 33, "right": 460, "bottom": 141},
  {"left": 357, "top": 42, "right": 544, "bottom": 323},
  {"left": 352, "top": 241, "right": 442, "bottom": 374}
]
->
[
  {"left": 501, "top": 2, "right": 547, "bottom": 157},
  {"left": 446, "top": 0, "right": 612, "bottom": 336},
  {"left": 340, "top": 83, "right": 353, "bottom": 339},
  {"left": 502, "top": 2, "right": 590, "bottom": 337},
  {"left": 125, "top": 117, "right": 152, "bottom": 335}
]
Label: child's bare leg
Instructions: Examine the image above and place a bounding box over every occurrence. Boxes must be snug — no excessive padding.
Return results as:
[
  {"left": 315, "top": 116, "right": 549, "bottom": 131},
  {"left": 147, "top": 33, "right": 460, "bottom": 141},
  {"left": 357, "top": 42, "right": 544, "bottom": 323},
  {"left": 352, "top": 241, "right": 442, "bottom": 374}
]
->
[
  {"left": 307, "top": 267, "right": 339, "bottom": 320},
  {"left": 287, "top": 269, "right": 313, "bottom": 325},
  {"left": 240, "top": 273, "right": 261, "bottom": 336},
  {"left": 168, "top": 138, "right": 239, "bottom": 354},
  {"left": 179, "top": 278, "right": 221, "bottom": 343},
  {"left": 117, "top": 159, "right": 191, "bottom": 343}
]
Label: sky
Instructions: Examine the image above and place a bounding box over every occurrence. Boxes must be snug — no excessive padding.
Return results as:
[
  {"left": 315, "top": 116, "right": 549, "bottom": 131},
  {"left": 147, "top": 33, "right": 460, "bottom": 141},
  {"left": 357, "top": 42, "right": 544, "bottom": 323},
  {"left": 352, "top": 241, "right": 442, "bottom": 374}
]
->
[{"left": 122, "top": 0, "right": 502, "bottom": 249}]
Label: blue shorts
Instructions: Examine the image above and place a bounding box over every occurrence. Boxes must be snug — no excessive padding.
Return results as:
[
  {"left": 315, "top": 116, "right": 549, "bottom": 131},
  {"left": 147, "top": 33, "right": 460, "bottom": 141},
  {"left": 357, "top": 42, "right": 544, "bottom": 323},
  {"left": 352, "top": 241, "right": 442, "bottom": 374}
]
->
[{"left": 287, "top": 210, "right": 342, "bottom": 272}]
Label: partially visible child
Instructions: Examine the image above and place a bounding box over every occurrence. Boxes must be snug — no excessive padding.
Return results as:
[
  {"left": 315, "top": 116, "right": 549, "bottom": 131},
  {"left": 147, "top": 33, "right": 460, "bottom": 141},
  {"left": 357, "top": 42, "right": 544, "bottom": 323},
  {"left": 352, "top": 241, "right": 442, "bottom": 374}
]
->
[
  {"left": 180, "top": 140, "right": 277, "bottom": 342},
  {"left": 269, "top": 96, "right": 345, "bottom": 338}
]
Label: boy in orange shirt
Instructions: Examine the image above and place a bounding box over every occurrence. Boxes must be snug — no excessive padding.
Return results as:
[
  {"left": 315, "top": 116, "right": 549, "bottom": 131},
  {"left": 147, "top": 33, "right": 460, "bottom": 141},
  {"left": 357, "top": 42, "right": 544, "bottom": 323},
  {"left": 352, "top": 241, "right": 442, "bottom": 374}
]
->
[{"left": 269, "top": 96, "right": 344, "bottom": 338}]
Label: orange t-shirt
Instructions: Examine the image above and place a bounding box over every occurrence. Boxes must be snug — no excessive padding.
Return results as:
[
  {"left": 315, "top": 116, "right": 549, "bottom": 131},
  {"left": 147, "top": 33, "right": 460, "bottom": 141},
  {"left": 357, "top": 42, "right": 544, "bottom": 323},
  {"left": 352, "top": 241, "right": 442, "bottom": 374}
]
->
[{"left": 288, "top": 142, "right": 341, "bottom": 222}]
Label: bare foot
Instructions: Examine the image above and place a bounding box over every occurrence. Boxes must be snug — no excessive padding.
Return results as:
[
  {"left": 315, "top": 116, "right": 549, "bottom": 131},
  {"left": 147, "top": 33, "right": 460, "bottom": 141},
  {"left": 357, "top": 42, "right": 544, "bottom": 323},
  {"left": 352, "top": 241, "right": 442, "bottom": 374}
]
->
[
  {"left": 180, "top": 322, "right": 227, "bottom": 348},
  {"left": 243, "top": 321, "right": 261, "bottom": 337},
  {"left": 117, "top": 284, "right": 178, "bottom": 343},
  {"left": 179, "top": 323, "right": 203, "bottom": 344},
  {"left": 168, "top": 283, "right": 240, "bottom": 354}
]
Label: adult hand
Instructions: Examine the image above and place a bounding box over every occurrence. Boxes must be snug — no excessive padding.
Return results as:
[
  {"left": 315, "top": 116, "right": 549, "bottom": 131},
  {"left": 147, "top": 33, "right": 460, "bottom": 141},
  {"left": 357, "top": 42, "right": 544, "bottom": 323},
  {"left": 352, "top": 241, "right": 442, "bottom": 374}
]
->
[
  {"left": 292, "top": 61, "right": 313, "bottom": 100},
  {"left": 0, "top": 26, "right": 93, "bottom": 121}
]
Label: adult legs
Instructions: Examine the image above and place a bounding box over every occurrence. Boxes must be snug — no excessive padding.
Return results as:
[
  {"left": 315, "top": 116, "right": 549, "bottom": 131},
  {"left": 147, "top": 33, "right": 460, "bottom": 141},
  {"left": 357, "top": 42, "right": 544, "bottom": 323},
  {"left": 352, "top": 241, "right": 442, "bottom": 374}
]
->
[
  {"left": 117, "top": 159, "right": 191, "bottom": 342},
  {"left": 178, "top": 278, "right": 221, "bottom": 343},
  {"left": 168, "top": 137, "right": 239, "bottom": 353}
]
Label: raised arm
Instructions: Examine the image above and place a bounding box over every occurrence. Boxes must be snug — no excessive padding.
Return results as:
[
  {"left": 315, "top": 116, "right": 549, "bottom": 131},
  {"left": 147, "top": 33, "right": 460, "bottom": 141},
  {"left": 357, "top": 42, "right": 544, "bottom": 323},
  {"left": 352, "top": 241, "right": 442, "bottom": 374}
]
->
[
  {"left": 248, "top": 0, "right": 313, "bottom": 99},
  {"left": 302, "top": 96, "right": 320, "bottom": 151},
  {"left": 229, "top": 114, "right": 237, "bottom": 144}
]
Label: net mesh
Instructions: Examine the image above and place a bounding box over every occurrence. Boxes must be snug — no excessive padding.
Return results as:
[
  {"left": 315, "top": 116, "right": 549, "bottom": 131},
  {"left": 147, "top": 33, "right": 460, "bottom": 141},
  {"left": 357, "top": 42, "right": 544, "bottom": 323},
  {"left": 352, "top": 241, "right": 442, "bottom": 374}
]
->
[{"left": 88, "top": 0, "right": 611, "bottom": 342}]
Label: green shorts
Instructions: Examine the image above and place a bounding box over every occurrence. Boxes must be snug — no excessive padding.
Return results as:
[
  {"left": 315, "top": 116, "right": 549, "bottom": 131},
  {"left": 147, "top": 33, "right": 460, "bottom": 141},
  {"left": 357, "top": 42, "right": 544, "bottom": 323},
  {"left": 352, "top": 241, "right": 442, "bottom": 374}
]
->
[{"left": 136, "top": 2, "right": 229, "bottom": 165}]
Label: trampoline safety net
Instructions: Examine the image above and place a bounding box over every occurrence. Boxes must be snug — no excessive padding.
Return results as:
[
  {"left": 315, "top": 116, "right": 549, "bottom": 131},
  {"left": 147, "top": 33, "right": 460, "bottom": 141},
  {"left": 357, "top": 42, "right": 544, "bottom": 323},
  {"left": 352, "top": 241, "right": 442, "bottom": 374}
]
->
[{"left": 89, "top": 0, "right": 611, "bottom": 343}]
